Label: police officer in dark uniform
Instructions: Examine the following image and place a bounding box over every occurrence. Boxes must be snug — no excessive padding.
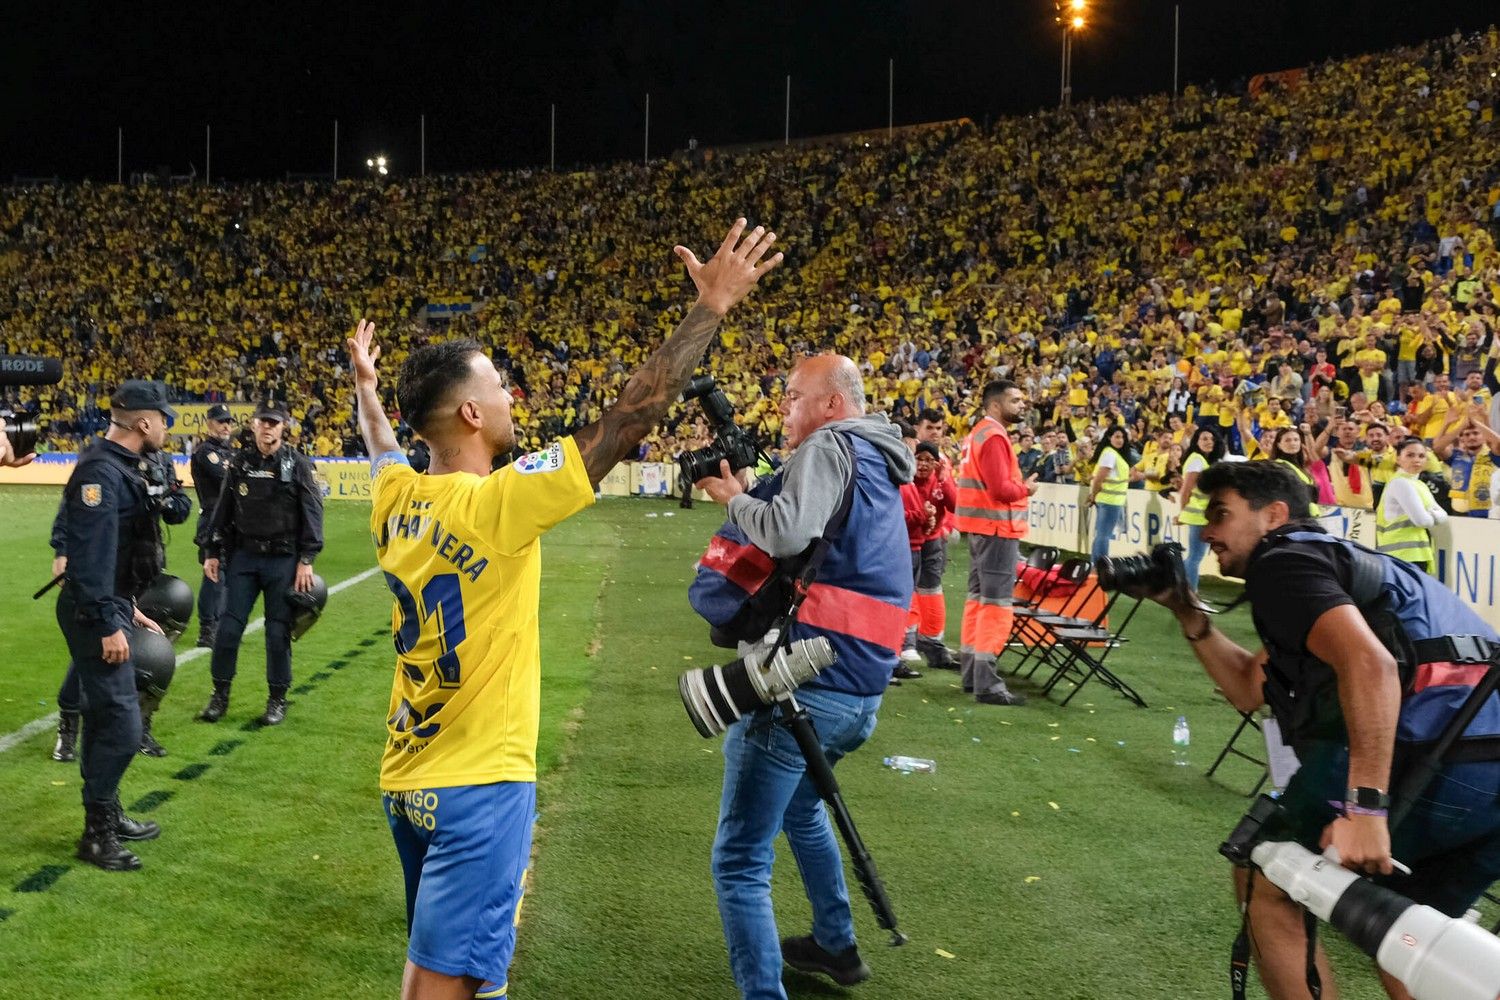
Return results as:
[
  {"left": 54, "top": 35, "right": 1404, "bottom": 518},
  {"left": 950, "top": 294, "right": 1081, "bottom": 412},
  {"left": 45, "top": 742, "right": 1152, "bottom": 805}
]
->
[
  {"left": 200, "top": 400, "right": 324, "bottom": 726},
  {"left": 56, "top": 379, "right": 176, "bottom": 871},
  {"left": 190, "top": 403, "right": 238, "bottom": 648},
  {"left": 49, "top": 446, "right": 191, "bottom": 761}
]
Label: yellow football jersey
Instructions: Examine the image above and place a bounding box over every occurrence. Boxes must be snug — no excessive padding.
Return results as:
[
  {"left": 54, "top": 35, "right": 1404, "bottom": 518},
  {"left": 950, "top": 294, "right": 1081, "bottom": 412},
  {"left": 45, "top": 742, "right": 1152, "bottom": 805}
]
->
[{"left": 370, "top": 437, "right": 594, "bottom": 791}]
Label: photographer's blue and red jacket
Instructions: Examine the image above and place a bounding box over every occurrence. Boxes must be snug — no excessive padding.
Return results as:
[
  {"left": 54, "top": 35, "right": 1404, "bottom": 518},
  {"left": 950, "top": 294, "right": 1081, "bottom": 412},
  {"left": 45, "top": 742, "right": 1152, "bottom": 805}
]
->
[{"left": 692, "top": 416, "right": 914, "bottom": 696}]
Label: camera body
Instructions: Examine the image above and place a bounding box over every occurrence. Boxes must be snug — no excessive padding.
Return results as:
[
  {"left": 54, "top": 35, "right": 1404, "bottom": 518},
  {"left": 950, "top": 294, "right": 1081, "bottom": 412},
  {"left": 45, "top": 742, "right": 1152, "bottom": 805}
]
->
[
  {"left": 1096, "top": 541, "right": 1189, "bottom": 598},
  {"left": 677, "top": 375, "right": 762, "bottom": 484}
]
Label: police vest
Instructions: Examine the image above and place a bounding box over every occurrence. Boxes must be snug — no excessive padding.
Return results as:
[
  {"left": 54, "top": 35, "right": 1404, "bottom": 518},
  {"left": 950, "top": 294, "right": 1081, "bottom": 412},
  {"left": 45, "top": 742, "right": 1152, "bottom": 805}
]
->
[
  {"left": 689, "top": 432, "right": 912, "bottom": 697},
  {"left": 1376, "top": 472, "right": 1437, "bottom": 570},
  {"left": 76, "top": 443, "right": 165, "bottom": 598},
  {"left": 229, "top": 449, "right": 302, "bottom": 548},
  {"left": 955, "top": 417, "right": 1028, "bottom": 538},
  {"left": 1257, "top": 530, "right": 1500, "bottom": 760},
  {"left": 1096, "top": 446, "right": 1129, "bottom": 506}
]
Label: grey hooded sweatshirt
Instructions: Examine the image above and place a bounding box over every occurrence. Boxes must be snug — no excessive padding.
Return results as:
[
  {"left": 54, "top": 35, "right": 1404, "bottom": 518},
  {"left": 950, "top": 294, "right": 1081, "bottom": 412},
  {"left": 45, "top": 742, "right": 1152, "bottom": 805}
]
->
[{"left": 726, "top": 414, "right": 916, "bottom": 559}]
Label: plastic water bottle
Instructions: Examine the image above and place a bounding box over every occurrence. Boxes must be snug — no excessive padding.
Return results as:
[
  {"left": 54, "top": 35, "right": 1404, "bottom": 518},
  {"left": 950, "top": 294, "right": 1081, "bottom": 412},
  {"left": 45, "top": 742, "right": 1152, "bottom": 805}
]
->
[
  {"left": 1172, "top": 716, "right": 1191, "bottom": 767},
  {"left": 884, "top": 755, "right": 937, "bottom": 774}
]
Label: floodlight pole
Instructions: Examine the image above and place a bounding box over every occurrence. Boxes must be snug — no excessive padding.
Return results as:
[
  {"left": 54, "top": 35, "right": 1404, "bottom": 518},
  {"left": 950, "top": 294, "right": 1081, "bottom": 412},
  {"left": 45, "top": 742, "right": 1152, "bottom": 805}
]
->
[
  {"left": 116, "top": 127, "right": 123, "bottom": 184},
  {"left": 333, "top": 119, "right": 339, "bottom": 181},
  {"left": 550, "top": 104, "right": 556, "bottom": 171},
  {"left": 888, "top": 59, "right": 894, "bottom": 139},
  {"left": 644, "top": 92, "right": 650, "bottom": 165},
  {"left": 1060, "top": 29, "right": 1072, "bottom": 108},
  {"left": 420, "top": 114, "right": 426, "bottom": 177},
  {"left": 205, "top": 125, "right": 211, "bottom": 184},
  {"left": 784, "top": 75, "right": 790, "bottom": 145},
  {"left": 1173, "top": 5, "right": 1181, "bottom": 98}
]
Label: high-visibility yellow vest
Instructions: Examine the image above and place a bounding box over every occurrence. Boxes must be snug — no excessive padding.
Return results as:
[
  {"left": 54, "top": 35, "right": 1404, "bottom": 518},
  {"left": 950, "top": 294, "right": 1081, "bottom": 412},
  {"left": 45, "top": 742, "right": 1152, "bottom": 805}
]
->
[
  {"left": 1376, "top": 472, "right": 1437, "bottom": 573},
  {"left": 1276, "top": 459, "right": 1334, "bottom": 517},
  {"left": 1180, "top": 452, "right": 1210, "bottom": 526},
  {"left": 1096, "top": 446, "right": 1129, "bottom": 507}
]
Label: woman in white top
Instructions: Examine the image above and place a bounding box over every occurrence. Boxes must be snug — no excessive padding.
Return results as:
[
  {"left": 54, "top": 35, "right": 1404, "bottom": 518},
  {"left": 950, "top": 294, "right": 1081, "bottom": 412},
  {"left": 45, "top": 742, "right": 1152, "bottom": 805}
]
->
[
  {"left": 1166, "top": 378, "right": 1192, "bottom": 421},
  {"left": 1379, "top": 437, "right": 1449, "bottom": 575}
]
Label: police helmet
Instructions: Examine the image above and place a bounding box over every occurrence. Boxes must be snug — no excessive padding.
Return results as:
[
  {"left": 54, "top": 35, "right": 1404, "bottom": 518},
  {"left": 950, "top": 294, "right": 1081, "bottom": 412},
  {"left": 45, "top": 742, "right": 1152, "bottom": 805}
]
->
[
  {"left": 132, "top": 627, "right": 177, "bottom": 699},
  {"left": 287, "top": 573, "right": 329, "bottom": 642},
  {"left": 137, "top": 574, "right": 194, "bottom": 640}
]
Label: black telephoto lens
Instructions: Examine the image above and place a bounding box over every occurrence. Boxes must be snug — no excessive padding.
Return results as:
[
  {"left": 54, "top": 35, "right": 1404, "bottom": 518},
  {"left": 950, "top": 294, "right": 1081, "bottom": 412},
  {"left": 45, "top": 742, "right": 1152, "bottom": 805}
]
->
[{"left": 7, "top": 419, "right": 38, "bottom": 456}]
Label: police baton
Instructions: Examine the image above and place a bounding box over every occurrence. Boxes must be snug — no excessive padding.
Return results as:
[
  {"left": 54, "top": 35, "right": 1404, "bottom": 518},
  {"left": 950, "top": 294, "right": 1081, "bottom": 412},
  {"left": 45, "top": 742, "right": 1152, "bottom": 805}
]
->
[{"left": 33, "top": 573, "right": 64, "bottom": 600}]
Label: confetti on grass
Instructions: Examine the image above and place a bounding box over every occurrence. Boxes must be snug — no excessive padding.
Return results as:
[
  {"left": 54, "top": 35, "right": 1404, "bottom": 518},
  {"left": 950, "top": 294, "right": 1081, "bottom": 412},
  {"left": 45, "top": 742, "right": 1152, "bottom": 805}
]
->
[{"left": 935, "top": 948, "right": 956, "bottom": 960}]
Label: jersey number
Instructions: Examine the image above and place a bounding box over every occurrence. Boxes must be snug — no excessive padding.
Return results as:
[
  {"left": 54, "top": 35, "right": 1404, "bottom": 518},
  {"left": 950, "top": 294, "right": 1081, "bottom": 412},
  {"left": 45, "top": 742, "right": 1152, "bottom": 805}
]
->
[{"left": 383, "top": 572, "right": 467, "bottom": 688}]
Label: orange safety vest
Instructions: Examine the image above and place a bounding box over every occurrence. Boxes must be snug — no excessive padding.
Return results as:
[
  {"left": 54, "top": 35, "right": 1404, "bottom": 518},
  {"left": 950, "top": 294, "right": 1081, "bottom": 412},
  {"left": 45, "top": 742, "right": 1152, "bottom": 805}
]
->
[{"left": 955, "top": 416, "right": 1029, "bottom": 538}]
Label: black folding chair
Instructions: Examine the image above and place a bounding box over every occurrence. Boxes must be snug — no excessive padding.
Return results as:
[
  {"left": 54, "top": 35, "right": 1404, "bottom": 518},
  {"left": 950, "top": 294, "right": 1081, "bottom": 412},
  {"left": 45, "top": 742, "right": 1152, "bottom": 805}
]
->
[
  {"left": 1007, "top": 558, "right": 1095, "bottom": 676},
  {"left": 1037, "top": 591, "right": 1149, "bottom": 708},
  {"left": 1205, "top": 705, "right": 1270, "bottom": 797}
]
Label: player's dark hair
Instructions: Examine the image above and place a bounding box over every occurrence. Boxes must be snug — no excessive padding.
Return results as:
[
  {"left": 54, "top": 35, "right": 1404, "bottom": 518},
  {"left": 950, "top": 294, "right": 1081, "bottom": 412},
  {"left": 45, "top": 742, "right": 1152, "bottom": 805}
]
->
[
  {"left": 916, "top": 408, "right": 946, "bottom": 426},
  {"left": 398, "top": 339, "right": 484, "bottom": 437},
  {"left": 1197, "top": 460, "right": 1314, "bottom": 520}
]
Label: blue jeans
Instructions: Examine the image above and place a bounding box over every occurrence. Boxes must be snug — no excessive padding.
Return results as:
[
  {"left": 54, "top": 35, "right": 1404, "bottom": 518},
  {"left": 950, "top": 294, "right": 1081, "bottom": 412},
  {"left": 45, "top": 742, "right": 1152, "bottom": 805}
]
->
[
  {"left": 1090, "top": 502, "right": 1125, "bottom": 562},
  {"left": 1275, "top": 741, "right": 1500, "bottom": 915},
  {"left": 1184, "top": 524, "right": 1208, "bottom": 590},
  {"left": 712, "top": 687, "right": 881, "bottom": 1000}
]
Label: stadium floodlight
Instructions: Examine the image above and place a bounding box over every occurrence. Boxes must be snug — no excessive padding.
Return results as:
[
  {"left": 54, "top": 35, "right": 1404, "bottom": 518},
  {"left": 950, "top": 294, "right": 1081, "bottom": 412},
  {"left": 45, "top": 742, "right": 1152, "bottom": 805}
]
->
[
  {"left": 366, "top": 154, "right": 391, "bottom": 178},
  {"left": 1053, "top": 2, "right": 1091, "bottom": 108}
]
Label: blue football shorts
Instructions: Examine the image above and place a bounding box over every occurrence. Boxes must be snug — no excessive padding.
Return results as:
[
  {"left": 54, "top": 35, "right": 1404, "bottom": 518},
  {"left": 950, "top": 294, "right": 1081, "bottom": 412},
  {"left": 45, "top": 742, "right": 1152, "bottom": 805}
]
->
[{"left": 383, "top": 781, "right": 536, "bottom": 995}]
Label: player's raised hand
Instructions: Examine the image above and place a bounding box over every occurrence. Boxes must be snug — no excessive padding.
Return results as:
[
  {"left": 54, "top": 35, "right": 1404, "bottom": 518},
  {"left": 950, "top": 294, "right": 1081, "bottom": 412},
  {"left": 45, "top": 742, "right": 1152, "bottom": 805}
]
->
[
  {"left": 347, "top": 319, "right": 381, "bottom": 389},
  {"left": 674, "top": 218, "right": 784, "bottom": 317}
]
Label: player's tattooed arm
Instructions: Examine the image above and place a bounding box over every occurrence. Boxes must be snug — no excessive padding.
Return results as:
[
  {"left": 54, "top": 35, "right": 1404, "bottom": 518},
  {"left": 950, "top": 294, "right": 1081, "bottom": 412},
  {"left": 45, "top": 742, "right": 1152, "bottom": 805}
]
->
[
  {"left": 347, "top": 319, "right": 402, "bottom": 458},
  {"left": 575, "top": 219, "right": 783, "bottom": 486}
]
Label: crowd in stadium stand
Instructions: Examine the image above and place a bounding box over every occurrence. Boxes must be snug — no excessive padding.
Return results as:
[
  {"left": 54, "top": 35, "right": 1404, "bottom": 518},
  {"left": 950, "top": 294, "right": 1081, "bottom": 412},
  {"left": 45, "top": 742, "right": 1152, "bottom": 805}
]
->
[{"left": 2, "top": 27, "right": 1498, "bottom": 501}]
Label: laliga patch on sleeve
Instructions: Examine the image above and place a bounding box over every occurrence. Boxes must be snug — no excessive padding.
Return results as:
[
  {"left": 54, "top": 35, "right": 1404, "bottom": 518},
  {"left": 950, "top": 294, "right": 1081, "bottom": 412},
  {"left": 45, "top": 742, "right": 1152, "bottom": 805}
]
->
[
  {"left": 514, "top": 442, "right": 565, "bottom": 475},
  {"left": 81, "top": 484, "right": 103, "bottom": 507}
]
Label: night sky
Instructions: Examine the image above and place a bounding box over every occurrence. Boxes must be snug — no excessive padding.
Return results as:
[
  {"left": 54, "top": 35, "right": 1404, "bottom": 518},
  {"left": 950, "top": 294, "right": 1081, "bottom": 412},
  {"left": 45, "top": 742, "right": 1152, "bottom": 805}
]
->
[{"left": 3, "top": 1, "right": 1496, "bottom": 182}]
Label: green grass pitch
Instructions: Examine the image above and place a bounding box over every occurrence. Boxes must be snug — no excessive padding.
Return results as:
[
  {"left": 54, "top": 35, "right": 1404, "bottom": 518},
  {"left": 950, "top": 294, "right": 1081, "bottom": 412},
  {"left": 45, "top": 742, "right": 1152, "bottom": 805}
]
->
[{"left": 0, "top": 485, "right": 1438, "bottom": 998}]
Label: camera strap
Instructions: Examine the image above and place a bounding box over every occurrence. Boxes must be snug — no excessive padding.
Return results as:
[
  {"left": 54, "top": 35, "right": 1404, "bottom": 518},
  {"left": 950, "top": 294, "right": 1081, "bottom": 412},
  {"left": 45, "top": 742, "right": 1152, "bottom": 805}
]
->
[
  {"left": 1230, "top": 868, "right": 1322, "bottom": 1000},
  {"left": 1230, "top": 871, "right": 1253, "bottom": 1000}
]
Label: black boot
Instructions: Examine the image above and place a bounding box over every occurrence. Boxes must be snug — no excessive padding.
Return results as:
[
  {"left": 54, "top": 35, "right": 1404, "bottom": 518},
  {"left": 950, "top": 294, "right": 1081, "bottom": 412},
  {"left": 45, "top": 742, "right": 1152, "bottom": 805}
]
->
[
  {"left": 111, "top": 798, "right": 160, "bottom": 841},
  {"left": 260, "top": 687, "right": 288, "bottom": 726},
  {"left": 138, "top": 717, "right": 167, "bottom": 757},
  {"left": 138, "top": 692, "right": 166, "bottom": 757},
  {"left": 76, "top": 802, "right": 142, "bottom": 871},
  {"left": 196, "top": 619, "right": 217, "bottom": 649},
  {"left": 52, "top": 710, "right": 80, "bottom": 763},
  {"left": 198, "top": 683, "right": 230, "bottom": 722}
]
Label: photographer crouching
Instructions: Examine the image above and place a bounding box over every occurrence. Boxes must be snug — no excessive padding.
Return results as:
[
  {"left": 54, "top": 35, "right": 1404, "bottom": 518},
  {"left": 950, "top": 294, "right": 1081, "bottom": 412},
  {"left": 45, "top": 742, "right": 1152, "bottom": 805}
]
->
[
  {"left": 1146, "top": 460, "right": 1500, "bottom": 1000},
  {"left": 694, "top": 354, "right": 914, "bottom": 1000}
]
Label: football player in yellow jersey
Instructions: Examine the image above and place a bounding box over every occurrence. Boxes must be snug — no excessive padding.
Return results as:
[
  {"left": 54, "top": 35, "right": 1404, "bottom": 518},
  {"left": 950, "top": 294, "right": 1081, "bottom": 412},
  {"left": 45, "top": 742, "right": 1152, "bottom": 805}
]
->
[{"left": 348, "top": 219, "right": 782, "bottom": 1000}]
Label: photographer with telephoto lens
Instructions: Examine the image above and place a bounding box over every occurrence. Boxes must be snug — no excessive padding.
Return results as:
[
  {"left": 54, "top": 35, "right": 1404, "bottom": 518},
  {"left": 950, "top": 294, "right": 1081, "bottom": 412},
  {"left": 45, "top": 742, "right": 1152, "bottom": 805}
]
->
[
  {"left": 1144, "top": 460, "right": 1500, "bottom": 1000},
  {"left": 695, "top": 353, "right": 913, "bottom": 1000}
]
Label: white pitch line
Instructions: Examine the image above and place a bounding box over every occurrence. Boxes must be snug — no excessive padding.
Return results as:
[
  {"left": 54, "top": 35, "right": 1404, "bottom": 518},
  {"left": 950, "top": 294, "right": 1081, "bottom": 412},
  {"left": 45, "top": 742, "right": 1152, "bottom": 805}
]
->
[{"left": 0, "top": 564, "right": 383, "bottom": 756}]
